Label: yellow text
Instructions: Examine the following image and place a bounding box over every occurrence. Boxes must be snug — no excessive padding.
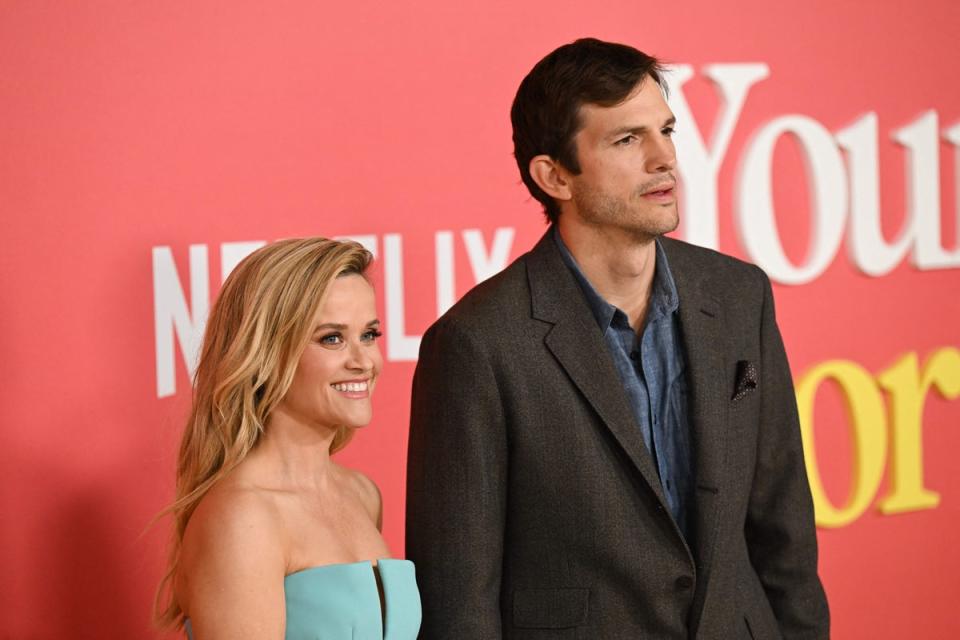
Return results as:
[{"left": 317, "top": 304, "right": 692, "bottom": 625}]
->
[{"left": 797, "top": 347, "right": 960, "bottom": 528}]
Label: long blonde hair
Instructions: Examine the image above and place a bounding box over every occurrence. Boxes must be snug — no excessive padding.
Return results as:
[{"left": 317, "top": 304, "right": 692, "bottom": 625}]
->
[{"left": 154, "top": 237, "right": 373, "bottom": 628}]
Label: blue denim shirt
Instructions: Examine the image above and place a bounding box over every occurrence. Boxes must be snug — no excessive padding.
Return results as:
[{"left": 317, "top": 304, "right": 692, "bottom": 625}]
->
[{"left": 554, "top": 228, "right": 694, "bottom": 540}]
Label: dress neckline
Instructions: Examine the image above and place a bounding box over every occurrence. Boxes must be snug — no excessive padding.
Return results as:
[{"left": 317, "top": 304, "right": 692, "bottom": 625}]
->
[
  {"left": 183, "top": 559, "right": 418, "bottom": 640},
  {"left": 284, "top": 557, "right": 411, "bottom": 579}
]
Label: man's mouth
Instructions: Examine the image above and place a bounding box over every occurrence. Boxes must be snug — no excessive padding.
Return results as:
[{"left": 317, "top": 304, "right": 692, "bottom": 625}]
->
[
  {"left": 641, "top": 184, "right": 676, "bottom": 201},
  {"left": 641, "top": 178, "right": 675, "bottom": 193}
]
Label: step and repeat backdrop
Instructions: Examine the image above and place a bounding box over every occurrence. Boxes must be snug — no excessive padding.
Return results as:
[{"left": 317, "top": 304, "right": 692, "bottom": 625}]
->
[{"left": 3, "top": 1, "right": 958, "bottom": 637}]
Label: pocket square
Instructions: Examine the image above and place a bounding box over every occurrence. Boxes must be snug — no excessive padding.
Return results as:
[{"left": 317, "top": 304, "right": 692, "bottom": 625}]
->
[{"left": 732, "top": 360, "right": 758, "bottom": 401}]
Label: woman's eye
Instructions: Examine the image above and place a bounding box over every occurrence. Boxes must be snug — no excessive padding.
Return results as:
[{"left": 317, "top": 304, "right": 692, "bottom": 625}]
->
[
  {"left": 318, "top": 333, "right": 343, "bottom": 346},
  {"left": 362, "top": 329, "right": 383, "bottom": 342}
]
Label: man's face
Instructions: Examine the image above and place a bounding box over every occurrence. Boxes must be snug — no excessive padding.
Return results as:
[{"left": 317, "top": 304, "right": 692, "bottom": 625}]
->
[{"left": 565, "top": 77, "right": 679, "bottom": 241}]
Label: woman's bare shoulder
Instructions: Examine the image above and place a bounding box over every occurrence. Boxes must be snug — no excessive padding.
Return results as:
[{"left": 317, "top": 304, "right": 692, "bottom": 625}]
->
[
  {"left": 178, "top": 480, "right": 287, "bottom": 605},
  {"left": 176, "top": 481, "right": 288, "bottom": 637},
  {"left": 193, "top": 480, "right": 282, "bottom": 531},
  {"left": 336, "top": 465, "right": 382, "bottom": 528}
]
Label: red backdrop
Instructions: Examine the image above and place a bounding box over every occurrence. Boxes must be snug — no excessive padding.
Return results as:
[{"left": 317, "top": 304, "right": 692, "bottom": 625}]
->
[{"left": 3, "top": 1, "right": 959, "bottom": 637}]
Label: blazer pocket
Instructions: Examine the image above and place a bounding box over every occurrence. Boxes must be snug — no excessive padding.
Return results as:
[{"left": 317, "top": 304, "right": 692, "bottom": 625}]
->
[
  {"left": 731, "top": 359, "right": 758, "bottom": 401},
  {"left": 513, "top": 588, "right": 590, "bottom": 629}
]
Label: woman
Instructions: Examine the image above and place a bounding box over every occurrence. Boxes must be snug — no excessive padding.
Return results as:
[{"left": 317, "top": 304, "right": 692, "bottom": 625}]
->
[{"left": 155, "top": 238, "right": 421, "bottom": 639}]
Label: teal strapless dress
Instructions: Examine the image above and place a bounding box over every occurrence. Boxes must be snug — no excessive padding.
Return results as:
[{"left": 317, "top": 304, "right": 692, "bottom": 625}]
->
[{"left": 184, "top": 559, "right": 421, "bottom": 639}]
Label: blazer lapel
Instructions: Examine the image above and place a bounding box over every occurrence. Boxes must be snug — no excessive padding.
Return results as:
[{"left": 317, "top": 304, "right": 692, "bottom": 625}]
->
[
  {"left": 661, "top": 238, "right": 729, "bottom": 577},
  {"left": 525, "top": 232, "right": 671, "bottom": 512}
]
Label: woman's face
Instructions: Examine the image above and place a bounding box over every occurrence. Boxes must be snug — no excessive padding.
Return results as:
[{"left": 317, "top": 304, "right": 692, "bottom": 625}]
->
[{"left": 277, "top": 274, "right": 383, "bottom": 433}]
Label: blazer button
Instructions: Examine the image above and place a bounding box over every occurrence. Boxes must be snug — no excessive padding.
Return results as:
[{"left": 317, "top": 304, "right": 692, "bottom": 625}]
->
[{"left": 675, "top": 575, "right": 694, "bottom": 590}]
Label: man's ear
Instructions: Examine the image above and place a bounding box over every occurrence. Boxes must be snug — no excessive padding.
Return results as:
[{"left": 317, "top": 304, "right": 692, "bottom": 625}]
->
[{"left": 529, "top": 155, "right": 572, "bottom": 203}]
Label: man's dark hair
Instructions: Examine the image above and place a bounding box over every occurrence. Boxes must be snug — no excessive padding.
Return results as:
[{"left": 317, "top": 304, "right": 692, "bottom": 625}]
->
[{"left": 510, "top": 38, "right": 667, "bottom": 223}]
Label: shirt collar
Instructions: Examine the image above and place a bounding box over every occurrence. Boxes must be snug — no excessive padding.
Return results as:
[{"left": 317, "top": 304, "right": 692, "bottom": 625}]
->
[{"left": 552, "top": 226, "right": 679, "bottom": 331}]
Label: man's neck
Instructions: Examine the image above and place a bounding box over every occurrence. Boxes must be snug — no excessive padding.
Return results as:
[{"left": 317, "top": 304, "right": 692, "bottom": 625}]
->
[{"left": 556, "top": 220, "right": 658, "bottom": 331}]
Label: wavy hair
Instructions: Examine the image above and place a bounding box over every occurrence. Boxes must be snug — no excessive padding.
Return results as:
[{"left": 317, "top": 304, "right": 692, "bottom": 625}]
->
[{"left": 154, "top": 237, "right": 373, "bottom": 628}]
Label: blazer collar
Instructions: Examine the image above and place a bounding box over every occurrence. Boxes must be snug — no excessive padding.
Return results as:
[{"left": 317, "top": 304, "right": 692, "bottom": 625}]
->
[
  {"left": 527, "top": 231, "right": 732, "bottom": 578},
  {"left": 526, "top": 230, "right": 672, "bottom": 514}
]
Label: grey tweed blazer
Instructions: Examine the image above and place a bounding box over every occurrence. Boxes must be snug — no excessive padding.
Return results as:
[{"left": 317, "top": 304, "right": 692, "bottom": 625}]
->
[{"left": 406, "top": 230, "right": 829, "bottom": 639}]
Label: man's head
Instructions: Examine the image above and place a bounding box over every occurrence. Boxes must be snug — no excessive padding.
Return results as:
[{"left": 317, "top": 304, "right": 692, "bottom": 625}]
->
[{"left": 511, "top": 38, "right": 676, "bottom": 234}]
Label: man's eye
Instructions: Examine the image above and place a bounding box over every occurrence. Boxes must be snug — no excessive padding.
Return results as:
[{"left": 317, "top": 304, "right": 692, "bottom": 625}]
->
[
  {"left": 362, "top": 329, "right": 383, "bottom": 342},
  {"left": 662, "top": 126, "right": 676, "bottom": 137},
  {"left": 615, "top": 135, "right": 636, "bottom": 145}
]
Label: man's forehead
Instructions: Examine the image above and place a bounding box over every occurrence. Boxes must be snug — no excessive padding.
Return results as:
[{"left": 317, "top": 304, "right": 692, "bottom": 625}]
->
[{"left": 577, "top": 84, "right": 673, "bottom": 132}]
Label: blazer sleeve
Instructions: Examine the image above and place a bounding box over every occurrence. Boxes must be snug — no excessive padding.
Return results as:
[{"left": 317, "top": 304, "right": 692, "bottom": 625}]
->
[
  {"left": 406, "top": 314, "right": 507, "bottom": 639},
  {"left": 745, "top": 268, "right": 830, "bottom": 639}
]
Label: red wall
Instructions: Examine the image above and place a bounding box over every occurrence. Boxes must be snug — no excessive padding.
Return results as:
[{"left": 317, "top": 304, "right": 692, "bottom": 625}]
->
[{"left": 3, "top": 1, "right": 959, "bottom": 637}]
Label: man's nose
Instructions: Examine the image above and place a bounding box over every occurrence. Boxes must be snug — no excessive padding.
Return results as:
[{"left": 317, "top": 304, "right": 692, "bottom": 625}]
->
[{"left": 645, "top": 135, "right": 677, "bottom": 173}]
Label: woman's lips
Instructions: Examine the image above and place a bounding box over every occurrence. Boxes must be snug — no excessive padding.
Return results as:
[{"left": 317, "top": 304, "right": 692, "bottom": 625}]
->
[{"left": 331, "top": 380, "right": 371, "bottom": 398}]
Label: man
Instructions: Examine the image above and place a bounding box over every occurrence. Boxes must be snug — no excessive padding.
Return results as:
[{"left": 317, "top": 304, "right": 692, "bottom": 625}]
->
[{"left": 406, "top": 38, "right": 829, "bottom": 639}]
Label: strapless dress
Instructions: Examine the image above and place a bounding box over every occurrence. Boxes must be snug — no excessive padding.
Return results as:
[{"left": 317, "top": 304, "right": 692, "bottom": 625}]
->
[{"left": 184, "top": 558, "right": 421, "bottom": 639}]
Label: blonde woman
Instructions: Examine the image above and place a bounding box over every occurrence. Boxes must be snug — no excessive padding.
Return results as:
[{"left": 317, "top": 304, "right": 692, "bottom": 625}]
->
[{"left": 156, "top": 238, "right": 421, "bottom": 639}]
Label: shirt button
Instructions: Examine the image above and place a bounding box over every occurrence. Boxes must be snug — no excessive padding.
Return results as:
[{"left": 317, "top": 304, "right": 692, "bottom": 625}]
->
[{"left": 675, "top": 576, "right": 694, "bottom": 590}]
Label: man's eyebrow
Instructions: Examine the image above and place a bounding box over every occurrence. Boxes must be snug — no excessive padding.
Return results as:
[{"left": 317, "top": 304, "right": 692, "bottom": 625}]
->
[
  {"left": 608, "top": 125, "right": 647, "bottom": 137},
  {"left": 608, "top": 116, "right": 677, "bottom": 138}
]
